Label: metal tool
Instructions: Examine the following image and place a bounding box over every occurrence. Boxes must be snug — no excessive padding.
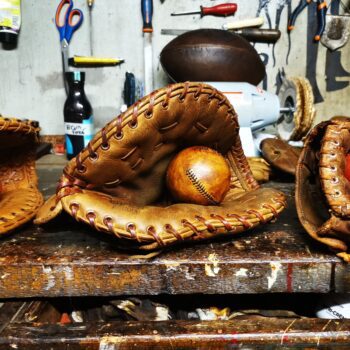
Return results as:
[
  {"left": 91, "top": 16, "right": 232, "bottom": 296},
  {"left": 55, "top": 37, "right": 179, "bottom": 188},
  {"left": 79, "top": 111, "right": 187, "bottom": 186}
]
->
[
  {"left": 305, "top": 4, "right": 324, "bottom": 103},
  {"left": 277, "top": 77, "right": 315, "bottom": 141},
  {"left": 321, "top": 14, "right": 350, "bottom": 50},
  {"left": 123, "top": 72, "right": 136, "bottom": 108},
  {"left": 171, "top": 3, "right": 237, "bottom": 17},
  {"left": 222, "top": 16, "right": 264, "bottom": 30},
  {"left": 288, "top": 0, "right": 327, "bottom": 41},
  {"left": 55, "top": 0, "right": 83, "bottom": 93},
  {"left": 68, "top": 56, "right": 124, "bottom": 67},
  {"left": 321, "top": 0, "right": 350, "bottom": 50},
  {"left": 87, "top": 0, "right": 94, "bottom": 56},
  {"left": 161, "top": 28, "right": 281, "bottom": 43},
  {"left": 272, "top": 0, "right": 292, "bottom": 66},
  {"left": 121, "top": 72, "right": 144, "bottom": 112},
  {"left": 142, "top": 0, "right": 153, "bottom": 95},
  {"left": 256, "top": 0, "right": 273, "bottom": 29},
  {"left": 326, "top": 49, "right": 350, "bottom": 91},
  {"left": 206, "top": 80, "right": 313, "bottom": 156},
  {"left": 259, "top": 53, "right": 269, "bottom": 90}
]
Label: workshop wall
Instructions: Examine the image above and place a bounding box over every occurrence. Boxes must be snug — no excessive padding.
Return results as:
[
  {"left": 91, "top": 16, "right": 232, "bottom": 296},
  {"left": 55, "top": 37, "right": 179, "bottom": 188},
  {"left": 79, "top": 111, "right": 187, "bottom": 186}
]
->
[{"left": 0, "top": 0, "right": 349, "bottom": 135}]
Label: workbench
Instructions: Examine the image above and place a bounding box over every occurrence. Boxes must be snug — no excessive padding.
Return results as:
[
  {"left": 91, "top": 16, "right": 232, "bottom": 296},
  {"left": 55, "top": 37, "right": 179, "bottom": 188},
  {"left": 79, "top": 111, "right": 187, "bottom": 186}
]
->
[{"left": 0, "top": 155, "right": 349, "bottom": 349}]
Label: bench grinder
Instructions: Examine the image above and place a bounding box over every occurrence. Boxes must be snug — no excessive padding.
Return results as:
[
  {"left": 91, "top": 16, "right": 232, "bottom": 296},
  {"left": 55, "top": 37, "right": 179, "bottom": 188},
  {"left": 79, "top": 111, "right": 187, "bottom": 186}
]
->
[{"left": 207, "top": 78, "right": 315, "bottom": 157}]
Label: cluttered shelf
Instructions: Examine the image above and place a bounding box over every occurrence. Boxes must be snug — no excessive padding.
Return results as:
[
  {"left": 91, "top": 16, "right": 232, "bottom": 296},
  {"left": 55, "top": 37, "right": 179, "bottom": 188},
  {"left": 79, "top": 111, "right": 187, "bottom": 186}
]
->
[
  {"left": 1, "top": 317, "right": 350, "bottom": 350},
  {"left": 0, "top": 156, "right": 347, "bottom": 298}
]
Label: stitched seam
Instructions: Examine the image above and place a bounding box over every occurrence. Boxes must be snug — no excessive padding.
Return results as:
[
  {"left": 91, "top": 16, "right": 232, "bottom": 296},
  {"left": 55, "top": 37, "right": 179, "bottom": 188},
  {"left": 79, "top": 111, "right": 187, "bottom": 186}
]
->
[
  {"left": 186, "top": 169, "right": 218, "bottom": 205},
  {"left": 74, "top": 84, "right": 235, "bottom": 167},
  {"left": 69, "top": 200, "right": 285, "bottom": 246},
  {"left": 320, "top": 124, "right": 350, "bottom": 215},
  {"left": 0, "top": 117, "right": 40, "bottom": 136}
]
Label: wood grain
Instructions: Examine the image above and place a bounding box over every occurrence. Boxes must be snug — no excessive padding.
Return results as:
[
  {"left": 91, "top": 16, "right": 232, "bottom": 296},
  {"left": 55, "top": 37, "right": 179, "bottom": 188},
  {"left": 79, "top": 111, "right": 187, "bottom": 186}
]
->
[
  {"left": 0, "top": 318, "right": 349, "bottom": 349},
  {"left": 0, "top": 166, "right": 347, "bottom": 297}
]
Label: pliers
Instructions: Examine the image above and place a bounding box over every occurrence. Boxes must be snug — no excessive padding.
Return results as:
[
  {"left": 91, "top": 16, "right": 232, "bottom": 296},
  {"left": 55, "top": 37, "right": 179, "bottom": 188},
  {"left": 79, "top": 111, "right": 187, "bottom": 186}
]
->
[{"left": 288, "top": 0, "right": 327, "bottom": 41}]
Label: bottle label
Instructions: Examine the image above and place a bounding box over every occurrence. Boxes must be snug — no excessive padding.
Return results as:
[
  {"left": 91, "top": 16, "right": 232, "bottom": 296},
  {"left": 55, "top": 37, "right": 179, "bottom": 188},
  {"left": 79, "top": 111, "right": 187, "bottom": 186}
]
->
[
  {"left": 0, "top": 0, "right": 21, "bottom": 30},
  {"left": 65, "top": 116, "right": 94, "bottom": 155},
  {"left": 65, "top": 121, "right": 94, "bottom": 137},
  {"left": 74, "top": 71, "right": 81, "bottom": 81}
]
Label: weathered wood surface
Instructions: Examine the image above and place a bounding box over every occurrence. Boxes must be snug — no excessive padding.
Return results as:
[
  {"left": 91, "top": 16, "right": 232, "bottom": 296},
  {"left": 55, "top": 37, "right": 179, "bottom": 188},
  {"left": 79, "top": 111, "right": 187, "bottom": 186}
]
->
[
  {"left": 0, "top": 164, "right": 348, "bottom": 297},
  {"left": 0, "top": 318, "right": 350, "bottom": 350}
]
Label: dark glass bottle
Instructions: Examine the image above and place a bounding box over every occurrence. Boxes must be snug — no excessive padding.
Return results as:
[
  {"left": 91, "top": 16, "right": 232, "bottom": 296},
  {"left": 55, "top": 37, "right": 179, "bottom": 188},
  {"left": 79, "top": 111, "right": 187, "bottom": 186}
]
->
[{"left": 64, "top": 71, "right": 94, "bottom": 160}]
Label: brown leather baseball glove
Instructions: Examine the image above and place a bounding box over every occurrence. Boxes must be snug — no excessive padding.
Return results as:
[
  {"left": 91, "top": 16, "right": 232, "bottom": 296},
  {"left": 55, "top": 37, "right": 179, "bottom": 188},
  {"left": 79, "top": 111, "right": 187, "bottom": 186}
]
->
[
  {"left": 35, "top": 83, "right": 286, "bottom": 251},
  {"left": 296, "top": 117, "right": 350, "bottom": 262},
  {"left": 261, "top": 138, "right": 302, "bottom": 176},
  {"left": 0, "top": 116, "right": 43, "bottom": 235}
]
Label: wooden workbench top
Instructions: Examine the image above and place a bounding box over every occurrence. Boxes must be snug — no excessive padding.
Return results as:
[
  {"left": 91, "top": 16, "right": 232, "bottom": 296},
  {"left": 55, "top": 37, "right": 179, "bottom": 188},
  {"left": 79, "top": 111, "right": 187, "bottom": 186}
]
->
[{"left": 0, "top": 158, "right": 348, "bottom": 298}]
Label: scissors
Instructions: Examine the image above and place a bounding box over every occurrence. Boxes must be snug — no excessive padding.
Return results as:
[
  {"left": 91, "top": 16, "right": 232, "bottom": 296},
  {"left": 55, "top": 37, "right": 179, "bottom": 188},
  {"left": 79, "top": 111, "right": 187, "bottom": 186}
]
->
[
  {"left": 55, "top": 0, "right": 84, "bottom": 74},
  {"left": 288, "top": 0, "right": 327, "bottom": 41}
]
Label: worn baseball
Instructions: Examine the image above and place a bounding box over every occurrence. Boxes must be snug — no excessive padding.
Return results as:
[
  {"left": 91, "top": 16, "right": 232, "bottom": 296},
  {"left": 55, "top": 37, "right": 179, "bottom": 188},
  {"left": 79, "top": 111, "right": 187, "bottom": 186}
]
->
[{"left": 166, "top": 146, "right": 231, "bottom": 205}]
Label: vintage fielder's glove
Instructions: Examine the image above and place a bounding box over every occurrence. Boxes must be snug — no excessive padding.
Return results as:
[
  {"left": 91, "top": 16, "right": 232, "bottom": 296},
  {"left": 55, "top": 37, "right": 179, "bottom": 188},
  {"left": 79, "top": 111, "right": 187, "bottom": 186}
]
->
[
  {"left": 247, "top": 157, "right": 272, "bottom": 183},
  {"left": 261, "top": 138, "right": 302, "bottom": 176},
  {"left": 0, "top": 116, "right": 43, "bottom": 235},
  {"left": 296, "top": 117, "right": 350, "bottom": 262},
  {"left": 35, "top": 83, "right": 286, "bottom": 251}
]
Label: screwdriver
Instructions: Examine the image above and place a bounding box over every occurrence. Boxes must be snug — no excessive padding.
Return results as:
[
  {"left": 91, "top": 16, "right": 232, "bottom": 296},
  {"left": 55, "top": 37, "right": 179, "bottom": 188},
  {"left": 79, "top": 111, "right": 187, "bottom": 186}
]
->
[
  {"left": 142, "top": 0, "right": 154, "bottom": 94},
  {"left": 87, "top": 0, "right": 94, "bottom": 56},
  {"left": 161, "top": 28, "right": 281, "bottom": 43},
  {"left": 142, "top": 0, "right": 153, "bottom": 33},
  {"left": 69, "top": 56, "right": 125, "bottom": 67},
  {"left": 171, "top": 3, "right": 237, "bottom": 17}
]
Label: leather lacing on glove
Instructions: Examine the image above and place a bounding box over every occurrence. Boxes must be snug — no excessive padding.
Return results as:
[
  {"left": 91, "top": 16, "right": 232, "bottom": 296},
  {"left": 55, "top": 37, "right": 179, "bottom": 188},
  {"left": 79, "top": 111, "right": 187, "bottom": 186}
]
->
[
  {"left": 35, "top": 82, "right": 286, "bottom": 251},
  {"left": 0, "top": 116, "right": 43, "bottom": 235},
  {"left": 296, "top": 117, "right": 350, "bottom": 262}
]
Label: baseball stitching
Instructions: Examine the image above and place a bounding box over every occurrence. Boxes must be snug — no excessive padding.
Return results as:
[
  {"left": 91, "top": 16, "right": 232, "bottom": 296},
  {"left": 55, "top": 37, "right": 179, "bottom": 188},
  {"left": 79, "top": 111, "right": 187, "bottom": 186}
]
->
[{"left": 186, "top": 169, "right": 218, "bottom": 205}]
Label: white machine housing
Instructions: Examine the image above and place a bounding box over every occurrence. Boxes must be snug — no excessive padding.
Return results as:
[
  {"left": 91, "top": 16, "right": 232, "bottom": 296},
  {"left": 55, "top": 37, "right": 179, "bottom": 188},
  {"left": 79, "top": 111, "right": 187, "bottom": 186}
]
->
[{"left": 205, "top": 82, "right": 280, "bottom": 157}]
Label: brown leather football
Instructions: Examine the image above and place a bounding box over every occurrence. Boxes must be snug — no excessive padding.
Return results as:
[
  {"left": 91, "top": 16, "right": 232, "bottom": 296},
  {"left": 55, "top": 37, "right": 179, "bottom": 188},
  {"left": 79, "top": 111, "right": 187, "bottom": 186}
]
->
[
  {"left": 166, "top": 146, "right": 231, "bottom": 206},
  {"left": 160, "top": 29, "right": 265, "bottom": 85}
]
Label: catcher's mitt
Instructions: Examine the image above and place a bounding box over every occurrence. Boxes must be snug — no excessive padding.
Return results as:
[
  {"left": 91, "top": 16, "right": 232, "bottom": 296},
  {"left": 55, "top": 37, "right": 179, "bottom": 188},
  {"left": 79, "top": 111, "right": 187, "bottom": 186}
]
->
[
  {"left": 296, "top": 117, "right": 350, "bottom": 262},
  {"left": 35, "top": 83, "right": 286, "bottom": 250},
  {"left": 0, "top": 116, "right": 43, "bottom": 235}
]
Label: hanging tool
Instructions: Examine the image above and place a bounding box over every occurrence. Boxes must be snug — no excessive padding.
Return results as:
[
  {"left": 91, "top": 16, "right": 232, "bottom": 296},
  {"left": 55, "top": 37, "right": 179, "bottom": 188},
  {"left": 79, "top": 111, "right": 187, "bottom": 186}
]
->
[
  {"left": 326, "top": 50, "right": 350, "bottom": 91},
  {"left": 142, "top": 0, "right": 153, "bottom": 95},
  {"left": 272, "top": 0, "right": 292, "bottom": 67},
  {"left": 171, "top": 3, "right": 237, "bottom": 17},
  {"left": 321, "top": 0, "right": 350, "bottom": 50},
  {"left": 256, "top": 0, "right": 273, "bottom": 29},
  {"left": 123, "top": 72, "right": 136, "bottom": 108},
  {"left": 306, "top": 3, "right": 324, "bottom": 103},
  {"left": 322, "top": 0, "right": 350, "bottom": 90},
  {"left": 87, "top": 0, "right": 94, "bottom": 56},
  {"left": 288, "top": 0, "right": 327, "bottom": 41},
  {"left": 55, "top": 0, "right": 84, "bottom": 93},
  {"left": 161, "top": 28, "right": 281, "bottom": 43},
  {"left": 122, "top": 72, "right": 145, "bottom": 111},
  {"left": 321, "top": 13, "right": 350, "bottom": 50},
  {"left": 68, "top": 56, "right": 124, "bottom": 67},
  {"left": 222, "top": 17, "right": 264, "bottom": 30},
  {"left": 259, "top": 53, "right": 269, "bottom": 90}
]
